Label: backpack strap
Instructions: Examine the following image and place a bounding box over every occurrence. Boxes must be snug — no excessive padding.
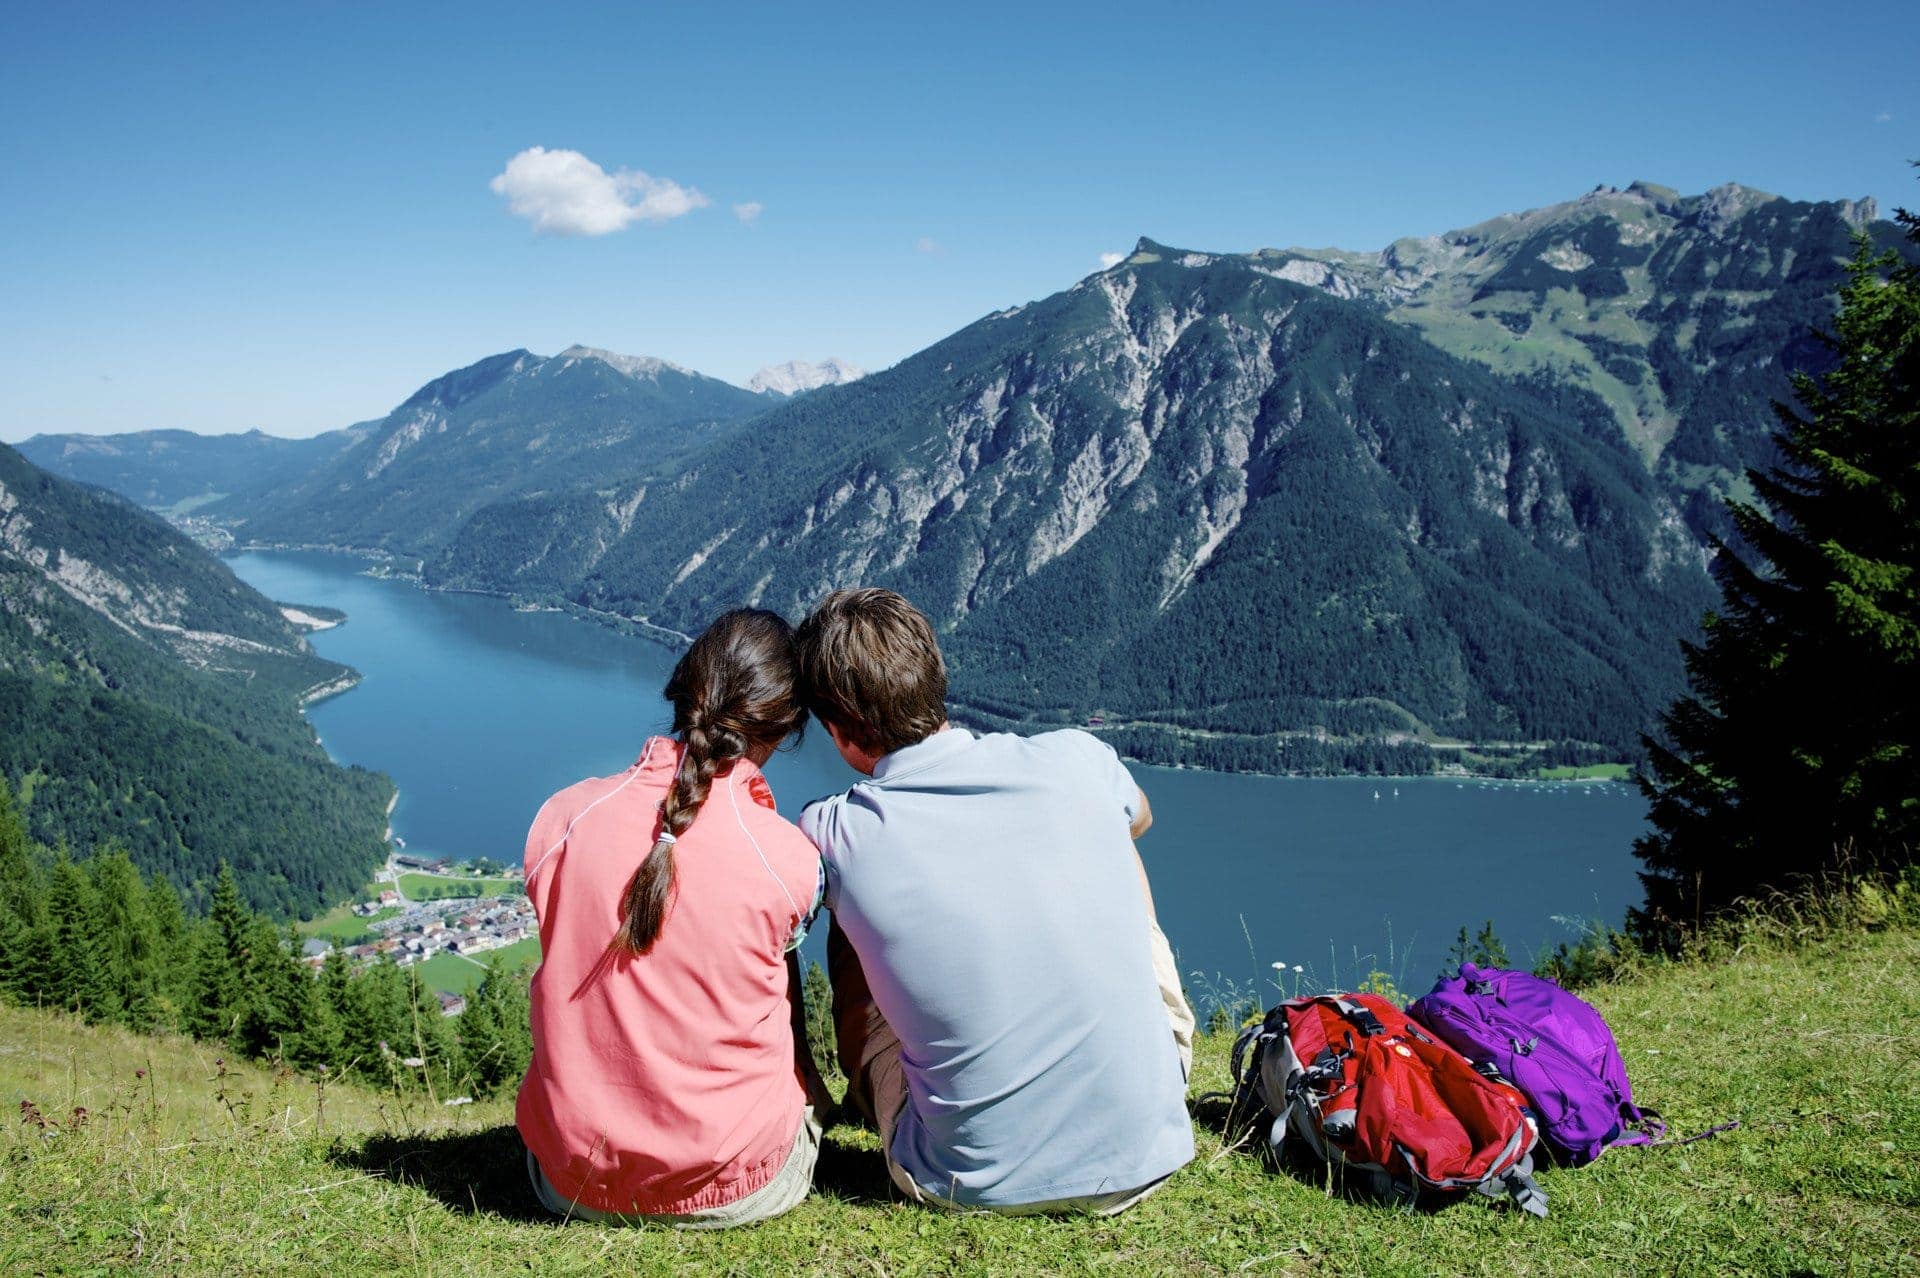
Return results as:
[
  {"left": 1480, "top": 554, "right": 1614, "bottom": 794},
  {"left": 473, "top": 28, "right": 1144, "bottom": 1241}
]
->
[
  {"left": 1606, "top": 1102, "right": 1668, "bottom": 1147},
  {"left": 1327, "top": 997, "right": 1388, "bottom": 1037},
  {"left": 1466, "top": 1151, "right": 1548, "bottom": 1217}
]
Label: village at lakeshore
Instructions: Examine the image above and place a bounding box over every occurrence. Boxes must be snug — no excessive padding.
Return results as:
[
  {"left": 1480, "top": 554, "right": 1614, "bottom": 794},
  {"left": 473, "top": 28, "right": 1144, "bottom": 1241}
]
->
[
  {"left": 294, "top": 850, "right": 532, "bottom": 1005},
  {"left": 246, "top": 550, "right": 1652, "bottom": 1005}
]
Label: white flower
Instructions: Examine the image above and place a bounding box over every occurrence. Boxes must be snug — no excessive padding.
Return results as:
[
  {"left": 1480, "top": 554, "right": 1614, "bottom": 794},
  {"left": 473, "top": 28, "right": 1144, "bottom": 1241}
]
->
[
  {"left": 1293, "top": 965, "right": 1304, "bottom": 974},
  {"left": 1272, "top": 961, "right": 1286, "bottom": 970}
]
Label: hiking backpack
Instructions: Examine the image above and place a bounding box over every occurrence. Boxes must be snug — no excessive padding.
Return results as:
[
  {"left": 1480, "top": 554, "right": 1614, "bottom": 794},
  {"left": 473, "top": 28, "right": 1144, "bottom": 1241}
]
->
[
  {"left": 1229, "top": 993, "right": 1548, "bottom": 1216},
  {"left": 1407, "top": 963, "right": 1665, "bottom": 1165}
]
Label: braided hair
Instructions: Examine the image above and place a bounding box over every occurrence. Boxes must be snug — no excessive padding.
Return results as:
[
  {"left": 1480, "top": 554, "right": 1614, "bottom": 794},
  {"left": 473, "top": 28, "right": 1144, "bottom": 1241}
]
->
[{"left": 615, "top": 609, "right": 805, "bottom": 955}]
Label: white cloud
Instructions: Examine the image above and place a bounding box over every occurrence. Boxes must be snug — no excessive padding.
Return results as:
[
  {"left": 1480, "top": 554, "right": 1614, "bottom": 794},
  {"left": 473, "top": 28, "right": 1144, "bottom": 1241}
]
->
[
  {"left": 1099, "top": 251, "right": 1125, "bottom": 270},
  {"left": 1875, "top": 111, "right": 1893, "bottom": 123},
  {"left": 916, "top": 236, "right": 945, "bottom": 256},
  {"left": 489, "top": 146, "right": 709, "bottom": 236},
  {"left": 733, "top": 201, "right": 764, "bottom": 225}
]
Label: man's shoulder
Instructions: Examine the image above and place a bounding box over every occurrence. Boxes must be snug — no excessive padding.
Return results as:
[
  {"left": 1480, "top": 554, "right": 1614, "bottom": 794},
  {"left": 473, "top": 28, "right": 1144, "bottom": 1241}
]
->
[
  {"left": 980, "top": 727, "right": 1116, "bottom": 774},
  {"left": 797, "top": 786, "right": 864, "bottom": 849}
]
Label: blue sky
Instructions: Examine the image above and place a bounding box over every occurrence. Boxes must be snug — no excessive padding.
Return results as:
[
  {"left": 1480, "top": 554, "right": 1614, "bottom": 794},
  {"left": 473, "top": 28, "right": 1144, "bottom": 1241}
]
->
[{"left": 2, "top": 1, "right": 1914, "bottom": 440}]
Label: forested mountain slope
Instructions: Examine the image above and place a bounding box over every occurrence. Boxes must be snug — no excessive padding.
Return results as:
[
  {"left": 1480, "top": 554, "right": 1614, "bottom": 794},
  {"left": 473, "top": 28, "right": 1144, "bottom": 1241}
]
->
[
  {"left": 19, "top": 183, "right": 1892, "bottom": 772},
  {"left": 0, "top": 444, "right": 389, "bottom": 914},
  {"left": 432, "top": 253, "right": 1716, "bottom": 764},
  {"left": 216, "top": 346, "right": 774, "bottom": 555},
  {"left": 16, "top": 425, "right": 374, "bottom": 513}
]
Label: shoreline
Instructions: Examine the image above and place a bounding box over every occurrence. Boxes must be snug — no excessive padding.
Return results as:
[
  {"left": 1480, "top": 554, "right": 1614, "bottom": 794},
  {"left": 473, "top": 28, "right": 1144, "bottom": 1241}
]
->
[
  {"left": 297, "top": 671, "right": 361, "bottom": 706},
  {"left": 236, "top": 545, "right": 1639, "bottom": 788}
]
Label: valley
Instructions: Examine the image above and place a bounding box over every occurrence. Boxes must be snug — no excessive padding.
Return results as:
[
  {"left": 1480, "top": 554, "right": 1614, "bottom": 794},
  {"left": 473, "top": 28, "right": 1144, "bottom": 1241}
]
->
[{"left": 19, "top": 180, "right": 1911, "bottom": 781}]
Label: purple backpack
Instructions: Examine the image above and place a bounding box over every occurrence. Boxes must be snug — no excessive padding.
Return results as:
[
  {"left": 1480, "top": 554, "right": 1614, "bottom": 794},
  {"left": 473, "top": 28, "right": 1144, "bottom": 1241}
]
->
[{"left": 1407, "top": 963, "right": 1665, "bottom": 1165}]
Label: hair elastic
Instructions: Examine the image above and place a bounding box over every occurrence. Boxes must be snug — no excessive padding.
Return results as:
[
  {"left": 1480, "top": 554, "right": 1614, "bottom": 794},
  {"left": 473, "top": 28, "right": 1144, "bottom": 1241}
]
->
[{"left": 654, "top": 830, "right": 677, "bottom": 846}]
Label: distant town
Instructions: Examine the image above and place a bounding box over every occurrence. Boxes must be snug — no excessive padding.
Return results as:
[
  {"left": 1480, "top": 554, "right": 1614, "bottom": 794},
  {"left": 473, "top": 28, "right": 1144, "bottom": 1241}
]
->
[{"left": 300, "top": 850, "right": 533, "bottom": 1016}]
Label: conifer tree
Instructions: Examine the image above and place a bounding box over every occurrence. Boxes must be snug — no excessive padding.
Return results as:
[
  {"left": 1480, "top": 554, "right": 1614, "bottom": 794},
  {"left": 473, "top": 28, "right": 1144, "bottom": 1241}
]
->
[
  {"left": 457, "top": 963, "right": 533, "bottom": 1096},
  {"left": 89, "top": 847, "right": 161, "bottom": 1028},
  {"left": 46, "top": 850, "right": 119, "bottom": 1022},
  {"left": 237, "top": 918, "right": 308, "bottom": 1060},
  {"left": 290, "top": 959, "right": 344, "bottom": 1072},
  {"left": 145, "top": 872, "right": 191, "bottom": 1024},
  {"left": 1637, "top": 207, "right": 1920, "bottom": 940},
  {"left": 184, "top": 863, "right": 251, "bottom": 1041},
  {"left": 0, "top": 779, "right": 54, "bottom": 1004}
]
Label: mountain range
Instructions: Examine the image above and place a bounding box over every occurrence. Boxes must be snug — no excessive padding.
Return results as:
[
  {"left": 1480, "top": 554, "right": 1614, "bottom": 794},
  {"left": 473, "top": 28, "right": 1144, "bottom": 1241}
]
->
[
  {"left": 0, "top": 442, "right": 391, "bottom": 913},
  {"left": 19, "top": 181, "right": 1911, "bottom": 774}
]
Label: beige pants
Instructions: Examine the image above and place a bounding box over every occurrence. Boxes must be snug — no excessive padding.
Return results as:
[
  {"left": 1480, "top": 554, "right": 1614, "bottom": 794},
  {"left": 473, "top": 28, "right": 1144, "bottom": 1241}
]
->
[
  {"left": 831, "top": 919, "right": 1196, "bottom": 1215},
  {"left": 526, "top": 1107, "right": 822, "bottom": 1229}
]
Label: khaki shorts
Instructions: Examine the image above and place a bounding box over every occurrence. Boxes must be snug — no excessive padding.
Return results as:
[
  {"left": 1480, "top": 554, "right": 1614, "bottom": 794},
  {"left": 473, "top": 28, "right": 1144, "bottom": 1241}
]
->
[
  {"left": 832, "top": 919, "right": 1195, "bottom": 1215},
  {"left": 526, "top": 1107, "right": 822, "bottom": 1229}
]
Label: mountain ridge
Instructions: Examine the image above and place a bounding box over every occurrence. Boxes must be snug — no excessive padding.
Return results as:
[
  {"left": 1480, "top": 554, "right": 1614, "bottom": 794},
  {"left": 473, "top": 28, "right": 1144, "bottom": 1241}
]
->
[
  {"left": 21, "top": 180, "right": 1908, "bottom": 774},
  {"left": 0, "top": 443, "right": 391, "bottom": 913}
]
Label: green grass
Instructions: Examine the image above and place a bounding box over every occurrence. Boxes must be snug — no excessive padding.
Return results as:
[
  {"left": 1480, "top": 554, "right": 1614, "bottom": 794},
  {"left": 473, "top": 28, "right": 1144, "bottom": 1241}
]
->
[
  {"left": 413, "top": 937, "right": 540, "bottom": 996},
  {"left": 297, "top": 902, "right": 401, "bottom": 945},
  {"left": 152, "top": 492, "right": 228, "bottom": 518},
  {"left": 3, "top": 921, "right": 1917, "bottom": 1275},
  {"left": 1533, "top": 763, "right": 1633, "bottom": 781},
  {"left": 396, "top": 873, "right": 521, "bottom": 902}
]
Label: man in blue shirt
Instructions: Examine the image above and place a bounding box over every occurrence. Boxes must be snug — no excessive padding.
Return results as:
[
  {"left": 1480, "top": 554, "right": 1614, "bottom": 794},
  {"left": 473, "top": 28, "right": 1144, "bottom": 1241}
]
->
[{"left": 795, "top": 588, "right": 1194, "bottom": 1212}]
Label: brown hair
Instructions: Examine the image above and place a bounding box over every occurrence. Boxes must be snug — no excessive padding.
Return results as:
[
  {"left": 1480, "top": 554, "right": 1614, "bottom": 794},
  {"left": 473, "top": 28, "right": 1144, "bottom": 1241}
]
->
[
  {"left": 616, "top": 608, "right": 805, "bottom": 955},
  {"left": 792, "top": 588, "right": 947, "bottom": 757}
]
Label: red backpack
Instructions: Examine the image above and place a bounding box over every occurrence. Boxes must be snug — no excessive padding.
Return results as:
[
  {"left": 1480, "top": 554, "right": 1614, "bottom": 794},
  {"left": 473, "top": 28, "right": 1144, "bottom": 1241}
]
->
[{"left": 1229, "top": 993, "right": 1548, "bottom": 1216}]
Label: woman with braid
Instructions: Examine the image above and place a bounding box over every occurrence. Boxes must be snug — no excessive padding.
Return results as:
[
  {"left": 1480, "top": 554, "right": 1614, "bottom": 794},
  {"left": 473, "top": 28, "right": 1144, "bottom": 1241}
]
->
[{"left": 516, "top": 609, "right": 828, "bottom": 1227}]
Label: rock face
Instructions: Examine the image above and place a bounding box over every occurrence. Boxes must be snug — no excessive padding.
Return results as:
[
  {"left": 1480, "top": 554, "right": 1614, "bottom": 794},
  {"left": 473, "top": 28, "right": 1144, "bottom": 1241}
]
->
[
  {"left": 1232, "top": 181, "right": 1911, "bottom": 539},
  {"left": 0, "top": 443, "right": 322, "bottom": 677},
  {"left": 432, "top": 248, "right": 1719, "bottom": 758},
  {"left": 29, "top": 182, "right": 1906, "bottom": 768},
  {"left": 747, "top": 358, "right": 866, "bottom": 396}
]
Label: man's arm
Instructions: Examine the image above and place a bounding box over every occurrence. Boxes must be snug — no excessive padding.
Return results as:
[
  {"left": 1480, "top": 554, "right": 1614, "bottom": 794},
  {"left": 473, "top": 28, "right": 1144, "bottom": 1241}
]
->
[
  {"left": 1130, "top": 786, "right": 1157, "bottom": 915},
  {"left": 1127, "top": 781, "right": 1194, "bottom": 1078},
  {"left": 1129, "top": 785, "right": 1153, "bottom": 840}
]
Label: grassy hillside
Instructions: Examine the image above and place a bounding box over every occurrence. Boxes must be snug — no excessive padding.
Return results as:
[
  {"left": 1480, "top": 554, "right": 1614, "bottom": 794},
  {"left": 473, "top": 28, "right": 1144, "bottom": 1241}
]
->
[{"left": 4, "top": 920, "right": 1915, "bottom": 1276}]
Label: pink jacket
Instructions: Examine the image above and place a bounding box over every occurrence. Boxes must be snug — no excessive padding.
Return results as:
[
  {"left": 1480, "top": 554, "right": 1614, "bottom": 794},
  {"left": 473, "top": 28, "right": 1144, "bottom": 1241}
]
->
[{"left": 516, "top": 736, "right": 819, "bottom": 1215}]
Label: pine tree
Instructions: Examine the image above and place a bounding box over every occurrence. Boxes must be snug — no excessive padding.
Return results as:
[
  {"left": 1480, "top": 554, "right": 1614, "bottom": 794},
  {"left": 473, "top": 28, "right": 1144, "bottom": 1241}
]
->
[
  {"left": 145, "top": 872, "right": 191, "bottom": 1026},
  {"left": 45, "top": 850, "right": 120, "bottom": 1022},
  {"left": 89, "top": 847, "right": 161, "bottom": 1029},
  {"left": 457, "top": 962, "right": 532, "bottom": 1097},
  {"left": 1442, "top": 920, "right": 1510, "bottom": 980},
  {"left": 0, "top": 779, "right": 54, "bottom": 1005},
  {"left": 237, "top": 919, "right": 308, "bottom": 1060},
  {"left": 183, "top": 863, "right": 251, "bottom": 1041},
  {"left": 289, "top": 958, "right": 344, "bottom": 1072},
  {"left": 1637, "top": 209, "right": 1920, "bottom": 941}
]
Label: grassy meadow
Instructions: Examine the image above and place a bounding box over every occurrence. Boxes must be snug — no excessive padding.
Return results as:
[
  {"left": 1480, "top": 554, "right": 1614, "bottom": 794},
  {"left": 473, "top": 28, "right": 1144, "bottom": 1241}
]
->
[{"left": 3, "top": 908, "right": 1916, "bottom": 1275}]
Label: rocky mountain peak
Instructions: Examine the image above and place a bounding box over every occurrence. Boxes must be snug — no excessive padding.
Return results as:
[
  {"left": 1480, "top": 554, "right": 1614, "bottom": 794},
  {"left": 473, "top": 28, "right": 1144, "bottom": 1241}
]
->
[
  {"left": 746, "top": 357, "right": 867, "bottom": 396},
  {"left": 553, "top": 345, "right": 691, "bottom": 381}
]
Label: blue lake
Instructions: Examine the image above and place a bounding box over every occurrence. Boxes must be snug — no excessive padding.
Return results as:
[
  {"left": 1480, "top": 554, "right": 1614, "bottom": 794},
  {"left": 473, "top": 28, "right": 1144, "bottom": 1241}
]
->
[{"left": 231, "top": 551, "right": 1649, "bottom": 1002}]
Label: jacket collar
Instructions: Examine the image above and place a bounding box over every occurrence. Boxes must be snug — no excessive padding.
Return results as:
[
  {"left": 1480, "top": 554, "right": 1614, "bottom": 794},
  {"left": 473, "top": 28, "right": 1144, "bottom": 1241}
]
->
[{"left": 636, "top": 735, "right": 777, "bottom": 809}]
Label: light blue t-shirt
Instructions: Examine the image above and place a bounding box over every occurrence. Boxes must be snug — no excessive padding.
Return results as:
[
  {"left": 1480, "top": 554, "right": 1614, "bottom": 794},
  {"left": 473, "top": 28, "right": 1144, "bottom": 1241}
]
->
[{"left": 799, "top": 728, "right": 1194, "bottom": 1207}]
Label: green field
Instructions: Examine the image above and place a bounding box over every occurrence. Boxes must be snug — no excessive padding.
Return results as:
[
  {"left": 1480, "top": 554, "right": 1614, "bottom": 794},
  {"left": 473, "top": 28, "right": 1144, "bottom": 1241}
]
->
[
  {"left": 298, "top": 901, "right": 401, "bottom": 945},
  {"left": 414, "top": 937, "right": 540, "bottom": 995},
  {"left": 5, "top": 906, "right": 1917, "bottom": 1274},
  {"left": 396, "top": 873, "right": 523, "bottom": 902},
  {"left": 1533, "top": 763, "right": 1634, "bottom": 781}
]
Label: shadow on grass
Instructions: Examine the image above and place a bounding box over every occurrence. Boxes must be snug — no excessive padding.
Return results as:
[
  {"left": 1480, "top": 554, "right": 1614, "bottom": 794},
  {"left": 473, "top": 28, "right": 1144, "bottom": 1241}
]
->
[
  {"left": 328, "top": 1114, "right": 899, "bottom": 1222},
  {"left": 330, "top": 1124, "right": 550, "bottom": 1222}
]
